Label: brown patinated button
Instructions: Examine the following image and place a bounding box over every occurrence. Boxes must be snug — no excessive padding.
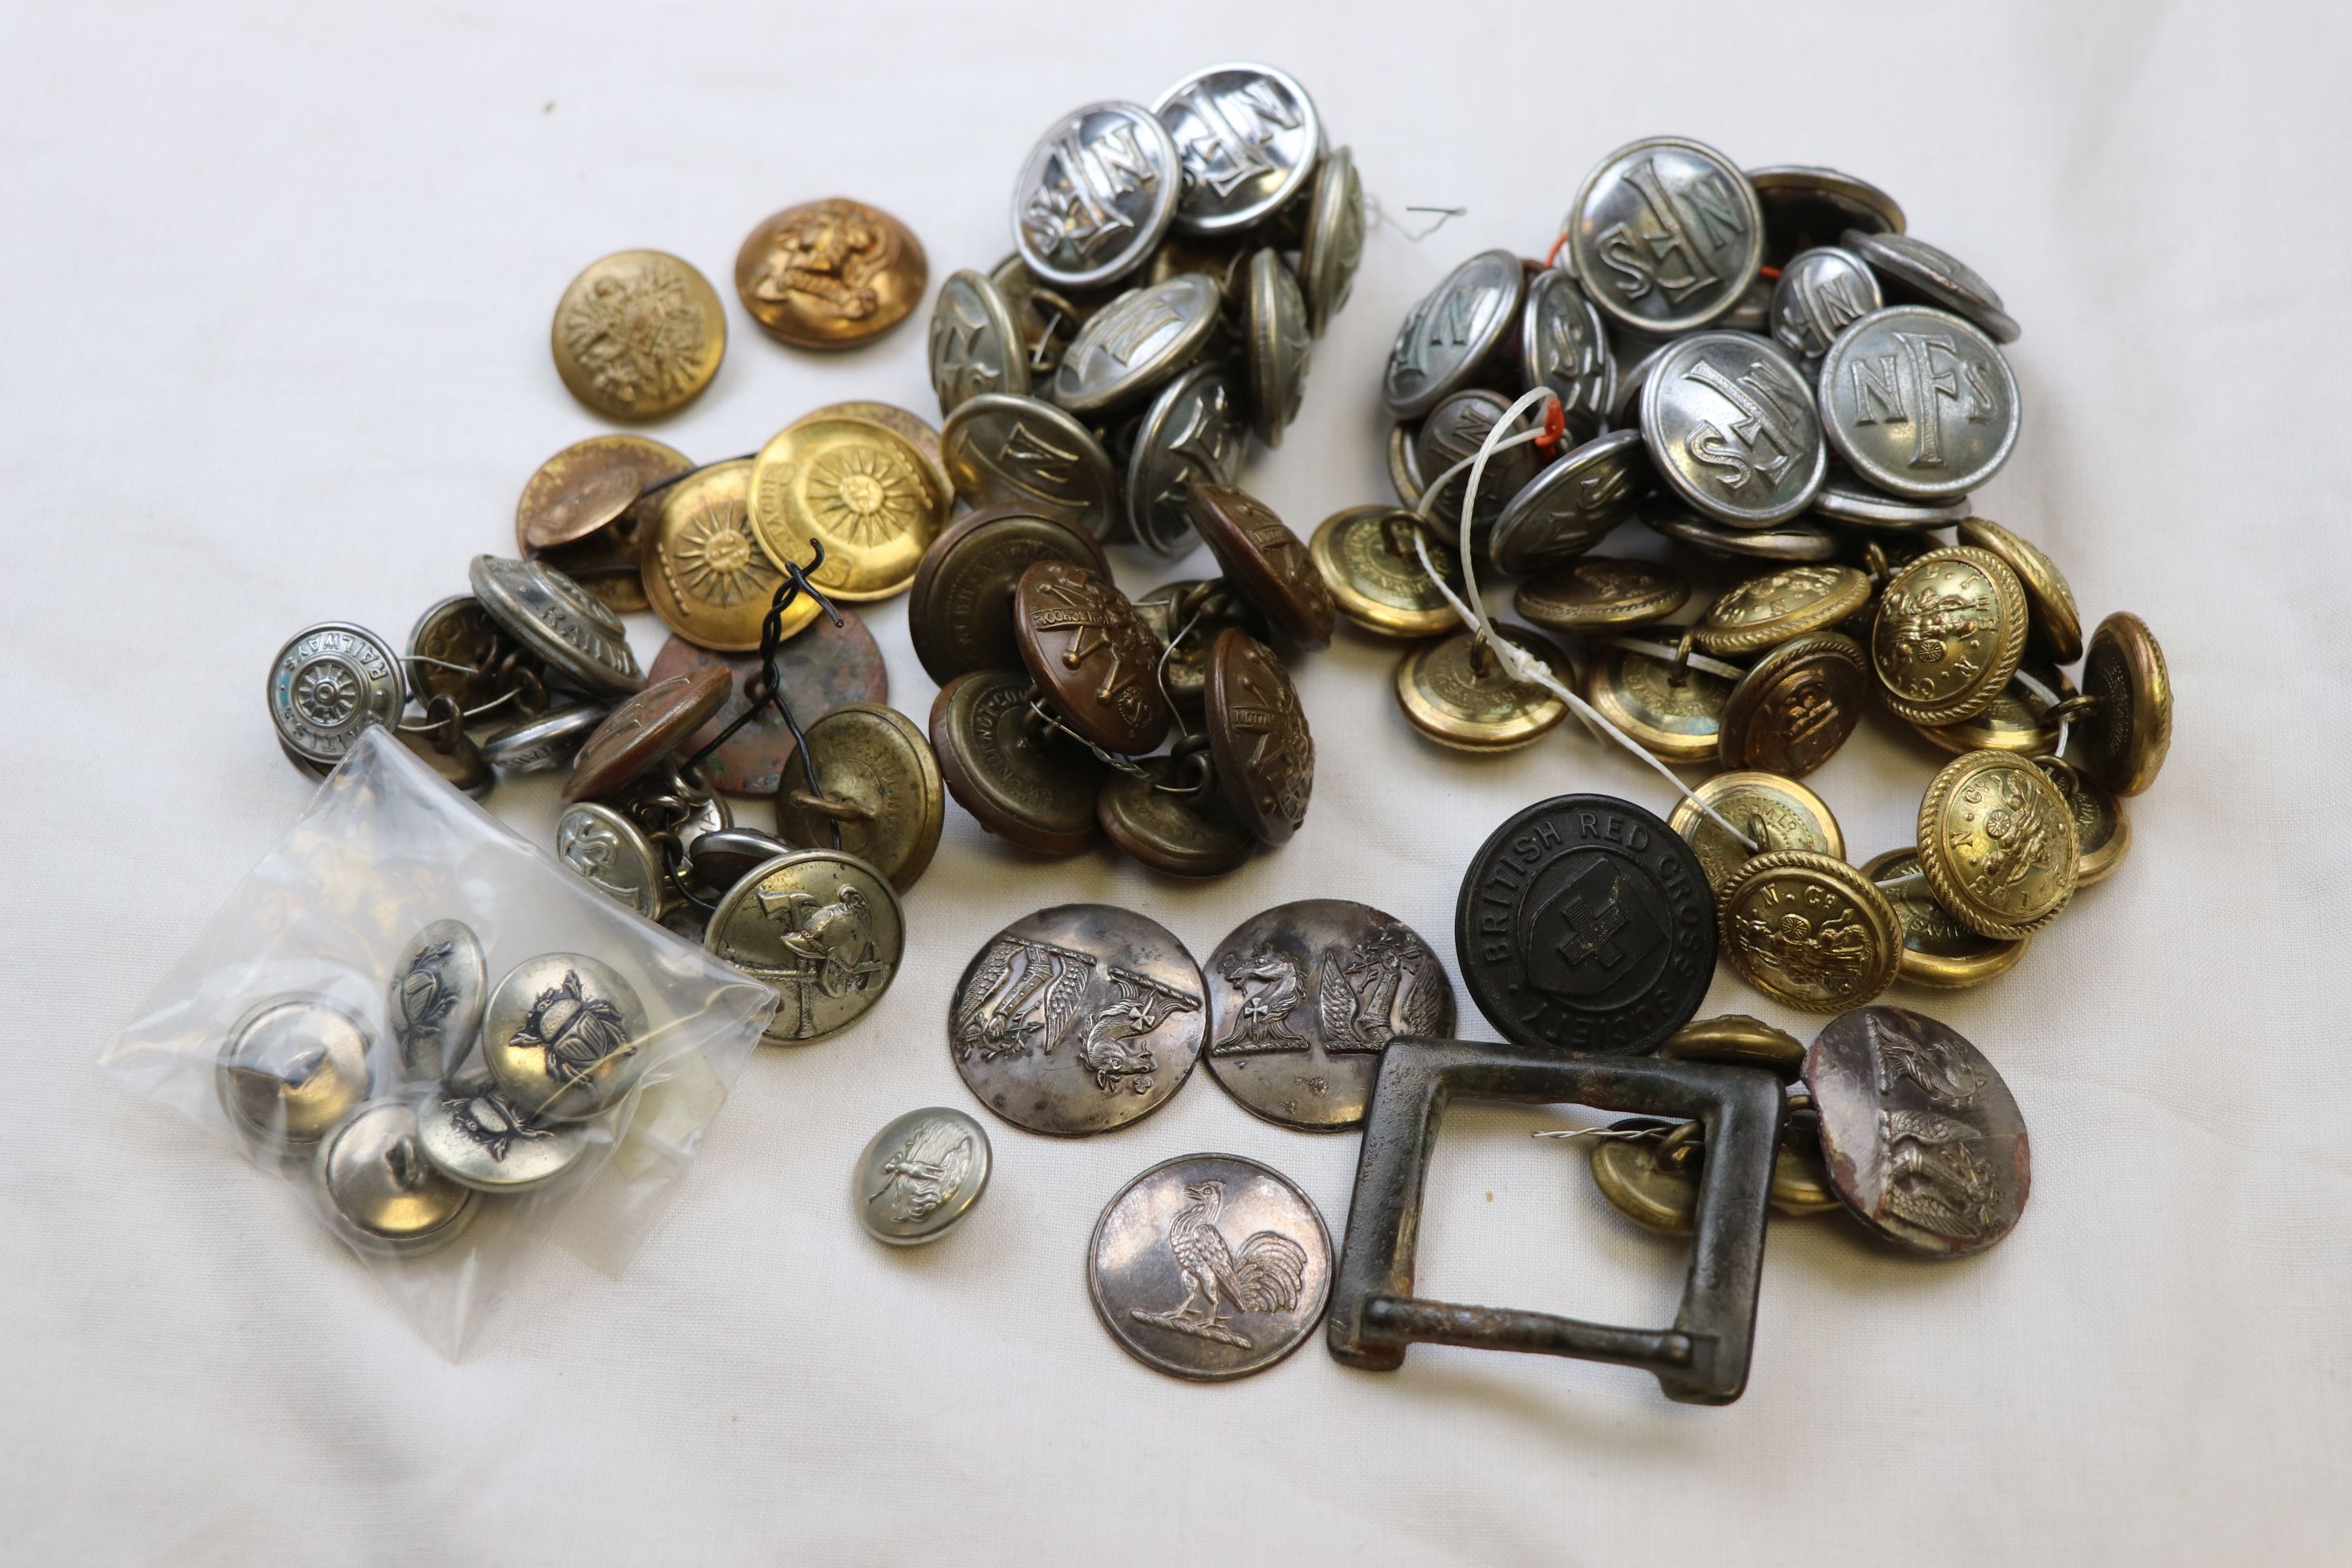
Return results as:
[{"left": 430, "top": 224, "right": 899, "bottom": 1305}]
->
[
  {"left": 515, "top": 435, "right": 695, "bottom": 617},
  {"left": 929, "top": 669, "right": 1102, "bottom": 854},
  {"left": 564, "top": 665, "right": 732, "bottom": 803},
  {"left": 647, "top": 619, "right": 888, "bottom": 797},
  {"left": 734, "top": 198, "right": 926, "bottom": 350},
  {"left": 1717, "top": 631, "right": 1871, "bottom": 775},
  {"left": 1133, "top": 580, "right": 1268, "bottom": 716},
  {"left": 1096, "top": 756, "right": 1256, "bottom": 877},
  {"left": 907, "top": 504, "right": 1107, "bottom": 686},
  {"left": 643, "top": 458, "right": 812, "bottom": 654},
  {"left": 1012, "top": 559, "right": 1172, "bottom": 756},
  {"left": 549, "top": 250, "right": 726, "bottom": 420},
  {"left": 1205, "top": 628, "right": 1314, "bottom": 845},
  {"left": 1185, "top": 482, "right": 1335, "bottom": 652},
  {"left": 2067, "top": 611, "right": 2171, "bottom": 797}
]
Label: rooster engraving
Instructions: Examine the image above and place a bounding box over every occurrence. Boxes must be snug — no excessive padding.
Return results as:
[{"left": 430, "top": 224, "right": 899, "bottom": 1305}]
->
[{"left": 1127, "top": 1179, "right": 1310, "bottom": 1349}]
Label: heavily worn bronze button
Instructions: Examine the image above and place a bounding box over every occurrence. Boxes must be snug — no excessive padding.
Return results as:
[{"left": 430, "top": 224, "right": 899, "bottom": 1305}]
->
[
  {"left": 1647, "top": 507, "right": 1842, "bottom": 563},
  {"left": 1455, "top": 793, "right": 1717, "bottom": 1056},
  {"left": 1657, "top": 1013, "right": 1807, "bottom": 1078},
  {"left": 1203, "top": 899, "right": 1453, "bottom": 1133},
  {"left": 1583, "top": 633, "right": 1736, "bottom": 764},
  {"left": 749, "top": 413, "right": 947, "bottom": 601},
  {"left": 1206, "top": 628, "right": 1314, "bottom": 845},
  {"left": 215, "top": 994, "right": 375, "bottom": 1155},
  {"left": 643, "top": 458, "right": 808, "bottom": 654},
  {"left": 1806, "top": 1004, "right": 2030, "bottom": 1257},
  {"left": 1692, "top": 564, "right": 1871, "bottom": 656},
  {"left": 1860, "top": 848, "right": 2029, "bottom": 988},
  {"left": 1871, "top": 545, "right": 2028, "bottom": 726},
  {"left": 1717, "top": 631, "right": 1870, "bottom": 775},
  {"left": 1917, "top": 751, "right": 2080, "bottom": 939},
  {"left": 1396, "top": 625, "right": 1571, "bottom": 752},
  {"left": 2067, "top": 611, "right": 2171, "bottom": 797},
  {"left": 481, "top": 952, "right": 651, "bottom": 1121},
  {"left": 1310, "top": 507, "right": 1461, "bottom": 640},
  {"left": 1185, "top": 482, "right": 1334, "bottom": 651},
  {"left": 704, "top": 848, "right": 904, "bottom": 1045},
  {"left": 516, "top": 434, "right": 693, "bottom": 617},
  {"left": 2049, "top": 763, "right": 2132, "bottom": 886},
  {"left": 549, "top": 250, "right": 726, "bottom": 420},
  {"left": 930, "top": 668, "right": 1102, "bottom": 854},
  {"left": 734, "top": 198, "right": 925, "bottom": 350},
  {"left": 1012, "top": 559, "right": 1172, "bottom": 755},
  {"left": 906, "top": 503, "right": 1106, "bottom": 686},
  {"left": 563, "top": 665, "right": 731, "bottom": 803},
  {"left": 1916, "top": 662, "right": 2074, "bottom": 756},
  {"left": 1717, "top": 850, "right": 1901, "bottom": 1012},
  {"left": 1513, "top": 557, "right": 1687, "bottom": 635},
  {"left": 1095, "top": 757, "right": 1256, "bottom": 877},
  {"left": 1954, "top": 517, "right": 2082, "bottom": 664},
  {"left": 1668, "top": 770, "right": 1844, "bottom": 893},
  {"left": 647, "top": 619, "right": 888, "bottom": 797},
  {"left": 949, "top": 903, "right": 1208, "bottom": 1136},
  {"left": 771, "top": 701, "right": 944, "bottom": 892}
]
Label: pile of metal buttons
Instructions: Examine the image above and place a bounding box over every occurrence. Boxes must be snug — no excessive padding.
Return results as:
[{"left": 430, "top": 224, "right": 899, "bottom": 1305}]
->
[
  {"left": 914, "top": 896, "right": 1452, "bottom": 1378},
  {"left": 1325, "top": 134, "right": 2170, "bottom": 1014},
  {"left": 929, "top": 63, "right": 1360, "bottom": 556},
  {"left": 215, "top": 925, "right": 653, "bottom": 1255}
]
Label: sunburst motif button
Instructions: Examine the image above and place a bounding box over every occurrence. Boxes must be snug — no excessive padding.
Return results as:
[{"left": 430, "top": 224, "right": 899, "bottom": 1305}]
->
[{"left": 748, "top": 414, "right": 947, "bottom": 601}]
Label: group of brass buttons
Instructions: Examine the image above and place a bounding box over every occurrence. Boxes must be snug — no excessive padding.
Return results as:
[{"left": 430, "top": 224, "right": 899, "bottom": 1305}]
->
[{"left": 215, "top": 925, "right": 650, "bottom": 1255}]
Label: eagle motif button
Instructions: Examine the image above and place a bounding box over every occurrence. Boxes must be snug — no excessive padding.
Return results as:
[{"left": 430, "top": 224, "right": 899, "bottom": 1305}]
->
[
  {"left": 855, "top": 1108, "right": 991, "bottom": 1246},
  {"left": 548, "top": 250, "right": 726, "bottom": 420},
  {"left": 1715, "top": 850, "right": 1902, "bottom": 1012}
]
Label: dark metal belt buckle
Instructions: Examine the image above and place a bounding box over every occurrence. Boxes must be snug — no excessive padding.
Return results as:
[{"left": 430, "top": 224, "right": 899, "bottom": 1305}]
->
[{"left": 1327, "top": 1037, "right": 1785, "bottom": 1404}]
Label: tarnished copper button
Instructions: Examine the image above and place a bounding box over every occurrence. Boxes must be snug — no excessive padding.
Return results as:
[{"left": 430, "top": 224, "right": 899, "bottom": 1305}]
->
[
  {"left": 1204, "top": 628, "right": 1314, "bottom": 845},
  {"left": 2067, "top": 611, "right": 2171, "bottom": 797},
  {"left": 1013, "top": 559, "right": 1172, "bottom": 755},
  {"left": 1311, "top": 507, "right": 1461, "bottom": 639},
  {"left": 1717, "top": 631, "right": 1870, "bottom": 775},
  {"left": 703, "top": 849, "right": 904, "bottom": 1045},
  {"left": 1955, "top": 517, "right": 2082, "bottom": 665},
  {"left": 1583, "top": 634, "right": 1736, "bottom": 764},
  {"left": 735, "top": 198, "right": 925, "bottom": 350},
  {"left": 1513, "top": 557, "right": 1688, "bottom": 635},
  {"left": 772, "top": 702, "right": 944, "bottom": 893},
  {"left": 549, "top": 250, "right": 726, "bottom": 420},
  {"left": 647, "top": 621, "right": 888, "bottom": 797},
  {"left": 564, "top": 665, "right": 731, "bottom": 803},
  {"left": 906, "top": 503, "right": 1106, "bottom": 686},
  {"left": 748, "top": 413, "right": 947, "bottom": 602},
  {"left": 1916, "top": 751, "right": 2080, "bottom": 939},
  {"left": 930, "top": 669, "right": 1102, "bottom": 854},
  {"left": 1860, "top": 848, "right": 2029, "bottom": 988},
  {"left": 1185, "top": 482, "right": 1334, "bottom": 651},
  {"left": 1870, "top": 545, "right": 2028, "bottom": 726},
  {"left": 1717, "top": 850, "right": 1901, "bottom": 1012},
  {"left": 1692, "top": 565, "right": 1871, "bottom": 657},
  {"left": 1096, "top": 757, "right": 1255, "bottom": 878},
  {"left": 643, "top": 459, "right": 808, "bottom": 654},
  {"left": 516, "top": 434, "right": 692, "bottom": 617},
  {"left": 1396, "top": 625, "right": 1571, "bottom": 752},
  {"left": 1133, "top": 579, "right": 1265, "bottom": 716},
  {"left": 1668, "top": 770, "right": 1844, "bottom": 894}
]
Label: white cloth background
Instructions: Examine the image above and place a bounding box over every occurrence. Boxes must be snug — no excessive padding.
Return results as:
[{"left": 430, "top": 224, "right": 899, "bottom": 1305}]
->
[{"left": 2, "top": 2, "right": 2344, "bottom": 1562}]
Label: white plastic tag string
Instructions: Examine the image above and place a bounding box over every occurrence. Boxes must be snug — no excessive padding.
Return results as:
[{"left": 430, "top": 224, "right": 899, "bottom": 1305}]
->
[{"left": 1406, "top": 384, "right": 1760, "bottom": 852}]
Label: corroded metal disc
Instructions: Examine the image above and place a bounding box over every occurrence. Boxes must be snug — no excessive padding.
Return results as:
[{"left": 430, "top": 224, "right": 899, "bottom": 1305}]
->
[{"left": 646, "top": 620, "right": 888, "bottom": 797}]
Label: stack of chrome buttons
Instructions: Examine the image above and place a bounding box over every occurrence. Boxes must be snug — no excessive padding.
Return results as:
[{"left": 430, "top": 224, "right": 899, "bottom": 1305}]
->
[
  {"left": 1322, "top": 134, "right": 2171, "bottom": 1013},
  {"left": 929, "top": 62, "right": 1360, "bottom": 557}
]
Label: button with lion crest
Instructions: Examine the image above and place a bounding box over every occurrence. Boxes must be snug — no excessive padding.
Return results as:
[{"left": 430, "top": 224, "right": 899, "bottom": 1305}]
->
[
  {"left": 856, "top": 1107, "right": 992, "bottom": 1246},
  {"left": 481, "top": 953, "right": 652, "bottom": 1122},
  {"left": 1691, "top": 564, "right": 1871, "bottom": 657},
  {"left": 2065, "top": 611, "right": 2171, "bottom": 797},
  {"left": 548, "top": 250, "right": 726, "bottom": 420},
  {"left": 735, "top": 198, "right": 925, "bottom": 351},
  {"left": 1202, "top": 900, "right": 1453, "bottom": 1133},
  {"left": 1805, "top": 1004, "right": 2030, "bottom": 1257},
  {"left": 1869, "top": 545, "right": 2028, "bottom": 726},
  {"left": 1669, "top": 771, "right": 1844, "bottom": 895},
  {"left": 1716, "top": 850, "right": 1902, "bottom": 1012},
  {"left": 1860, "top": 848, "right": 2029, "bottom": 989},
  {"left": 313, "top": 1099, "right": 481, "bottom": 1256},
  {"left": 1915, "top": 751, "right": 2080, "bottom": 940}
]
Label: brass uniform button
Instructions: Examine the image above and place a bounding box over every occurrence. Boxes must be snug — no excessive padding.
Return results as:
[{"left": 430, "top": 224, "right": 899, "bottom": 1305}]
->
[
  {"left": 1656, "top": 1013, "right": 1807, "bottom": 1078},
  {"left": 1957, "top": 516, "right": 2083, "bottom": 664},
  {"left": 514, "top": 434, "right": 694, "bottom": 617},
  {"left": 1582, "top": 634, "right": 1736, "bottom": 764},
  {"left": 1587, "top": 1118, "right": 1838, "bottom": 1234},
  {"left": 773, "top": 702, "right": 945, "bottom": 894},
  {"left": 1716, "top": 850, "right": 1902, "bottom": 1012},
  {"left": 1185, "top": 482, "right": 1335, "bottom": 652},
  {"left": 929, "top": 669, "right": 1102, "bottom": 855},
  {"left": 563, "top": 665, "right": 732, "bottom": 804},
  {"left": 1690, "top": 564, "right": 1872, "bottom": 657},
  {"left": 1668, "top": 771, "right": 1844, "bottom": 894},
  {"left": 1915, "top": 662, "right": 2074, "bottom": 756},
  {"left": 2050, "top": 764, "right": 2132, "bottom": 886},
  {"left": 1204, "top": 629, "right": 1315, "bottom": 845},
  {"left": 1860, "top": 848, "right": 2029, "bottom": 988},
  {"left": 2067, "top": 611, "right": 2172, "bottom": 796},
  {"left": 1871, "top": 545, "right": 2029, "bottom": 726},
  {"left": 643, "top": 458, "right": 809, "bottom": 654},
  {"left": 549, "top": 250, "right": 726, "bottom": 420},
  {"left": 1915, "top": 750, "right": 2080, "bottom": 939},
  {"left": 907, "top": 504, "right": 1106, "bottom": 687},
  {"left": 1095, "top": 756, "right": 1256, "bottom": 878},
  {"left": 1396, "top": 624, "right": 1572, "bottom": 752},
  {"left": 1385, "top": 421, "right": 1423, "bottom": 509},
  {"left": 748, "top": 413, "right": 947, "bottom": 601},
  {"left": 1012, "top": 559, "right": 1173, "bottom": 756},
  {"left": 1310, "top": 507, "right": 1462, "bottom": 639},
  {"left": 1717, "top": 631, "right": 1870, "bottom": 776},
  {"left": 799, "top": 401, "right": 953, "bottom": 511},
  {"left": 733, "top": 198, "right": 926, "bottom": 350},
  {"left": 1513, "top": 557, "right": 1690, "bottom": 635}
]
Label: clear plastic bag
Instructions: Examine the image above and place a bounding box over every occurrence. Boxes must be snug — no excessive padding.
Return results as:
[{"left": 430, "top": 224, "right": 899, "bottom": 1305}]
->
[{"left": 98, "top": 726, "right": 777, "bottom": 1357}]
